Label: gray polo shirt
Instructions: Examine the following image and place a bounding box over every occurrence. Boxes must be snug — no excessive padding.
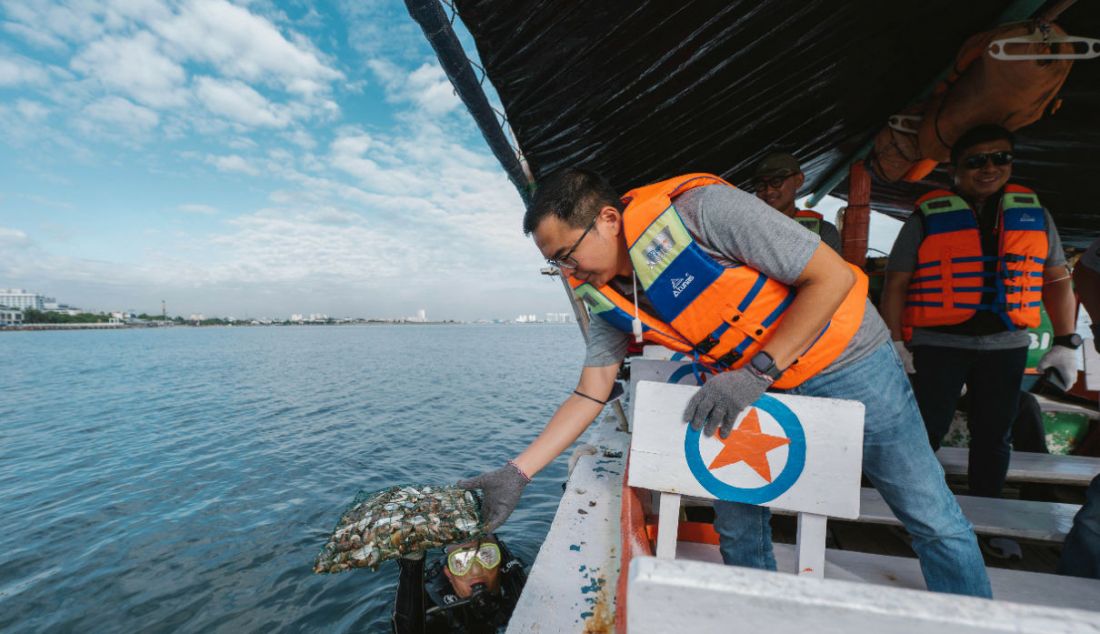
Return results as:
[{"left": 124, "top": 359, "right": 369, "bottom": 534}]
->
[
  {"left": 583, "top": 184, "right": 890, "bottom": 369},
  {"left": 886, "top": 197, "right": 1065, "bottom": 350}
]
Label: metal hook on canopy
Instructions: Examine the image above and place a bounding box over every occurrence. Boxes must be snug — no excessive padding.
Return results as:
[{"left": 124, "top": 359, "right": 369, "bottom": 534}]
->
[
  {"left": 988, "top": 29, "right": 1100, "bottom": 61},
  {"left": 887, "top": 114, "right": 922, "bottom": 135}
]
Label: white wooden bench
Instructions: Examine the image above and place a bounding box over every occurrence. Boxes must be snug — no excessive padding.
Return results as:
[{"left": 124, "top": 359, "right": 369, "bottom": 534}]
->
[
  {"left": 628, "top": 556, "right": 1100, "bottom": 633},
  {"left": 629, "top": 380, "right": 866, "bottom": 578},
  {"left": 937, "top": 446, "right": 1100, "bottom": 487}
]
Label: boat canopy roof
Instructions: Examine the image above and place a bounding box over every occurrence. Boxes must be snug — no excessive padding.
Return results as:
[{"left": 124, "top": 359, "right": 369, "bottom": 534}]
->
[{"left": 452, "top": 0, "right": 1100, "bottom": 243}]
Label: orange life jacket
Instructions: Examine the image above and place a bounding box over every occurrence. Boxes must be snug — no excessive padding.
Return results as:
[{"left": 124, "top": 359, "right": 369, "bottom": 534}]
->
[
  {"left": 794, "top": 209, "right": 824, "bottom": 235},
  {"left": 902, "top": 184, "right": 1048, "bottom": 333},
  {"left": 569, "top": 173, "right": 868, "bottom": 389}
]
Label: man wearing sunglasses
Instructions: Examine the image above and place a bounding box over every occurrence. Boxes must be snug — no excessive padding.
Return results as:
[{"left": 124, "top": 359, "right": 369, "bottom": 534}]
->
[
  {"left": 392, "top": 535, "right": 526, "bottom": 633},
  {"left": 881, "top": 125, "right": 1077, "bottom": 545},
  {"left": 752, "top": 152, "right": 842, "bottom": 253},
  {"left": 461, "top": 167, "right": 990, "bottom": 597}
]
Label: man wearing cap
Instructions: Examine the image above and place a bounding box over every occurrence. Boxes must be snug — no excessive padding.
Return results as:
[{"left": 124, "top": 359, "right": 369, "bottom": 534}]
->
[
  {"left": 881, "top": 125, "right": 1076, "bottom": 523},
  {"left": 753, "top": 152, "right": 842, "bottom": 252}
]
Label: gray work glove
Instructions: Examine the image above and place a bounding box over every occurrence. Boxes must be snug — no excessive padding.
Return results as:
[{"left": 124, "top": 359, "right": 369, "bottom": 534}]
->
[
  {"left": 682, "top": 368, "right": 771, "bottom": 438},
  {"left": 893, "top": 340, "right": 916, "bottom": 374},
  {"left": 1037, "top": 344, "right": 1079, "bottom": 391},
  {"left": 458, "top": 461, "right": 530, "bottom": 532}
]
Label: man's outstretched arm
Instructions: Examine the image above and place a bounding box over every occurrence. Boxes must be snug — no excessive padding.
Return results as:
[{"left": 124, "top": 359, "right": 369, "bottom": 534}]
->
[{"left": 459, "top": 362, "right": 619, "bottom": 531}]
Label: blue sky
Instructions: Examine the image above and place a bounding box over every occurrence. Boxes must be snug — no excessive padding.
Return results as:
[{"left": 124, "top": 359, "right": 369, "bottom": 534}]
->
[
  {"left": 0, "top": 1, "right": 900, "bottom": 321},
  {"left": 0, "top": 0, "right": 559, "bottom": 320}
]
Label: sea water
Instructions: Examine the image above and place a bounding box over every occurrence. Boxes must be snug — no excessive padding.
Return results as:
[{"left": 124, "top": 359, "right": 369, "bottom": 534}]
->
[{"left": 0, "top": 324, "right": 584, "bottom": 632}]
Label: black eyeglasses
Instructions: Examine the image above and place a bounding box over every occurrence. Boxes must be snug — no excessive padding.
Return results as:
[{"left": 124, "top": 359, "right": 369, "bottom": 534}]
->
[
  {"left": 962, "top": 151, "right": 1013, "bottom": 170},
  {"left": 751, "top": 174, "right": 792, "bottom": 192},
  {"left": 547, "top": 217, "right": 597, "bottom": 270}
]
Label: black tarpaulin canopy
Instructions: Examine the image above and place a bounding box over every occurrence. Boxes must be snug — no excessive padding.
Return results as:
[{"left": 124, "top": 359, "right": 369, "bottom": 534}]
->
[{"left": 447, "top": 0, "right": 1100, "bottom": 243}]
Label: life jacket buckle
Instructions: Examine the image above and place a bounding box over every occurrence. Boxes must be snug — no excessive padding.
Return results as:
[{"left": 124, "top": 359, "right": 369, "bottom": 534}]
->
[
  {"left": 717, "top": 351, "right": 742, "bottom": 367},
  {"left": 696, "top": 336, "right": 719, "bottom": 354}
]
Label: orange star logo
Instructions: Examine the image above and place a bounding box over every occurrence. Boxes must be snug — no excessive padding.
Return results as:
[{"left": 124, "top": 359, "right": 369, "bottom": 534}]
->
[{"left": 707, "top": 408, "right": 791, "bottom": 482}]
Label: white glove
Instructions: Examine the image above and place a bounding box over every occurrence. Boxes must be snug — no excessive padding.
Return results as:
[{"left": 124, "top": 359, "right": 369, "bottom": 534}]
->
[
  {"left": 893, "top": 340, "right": 915, "bottom": 374},
  {"left": 1037, "top": 345, "right": 1079, "bottom": 391}
]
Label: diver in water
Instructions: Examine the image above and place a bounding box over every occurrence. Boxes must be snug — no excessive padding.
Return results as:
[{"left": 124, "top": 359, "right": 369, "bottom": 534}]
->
[{"left": 392, "top": 534, "right": 526, "bottom": 633}]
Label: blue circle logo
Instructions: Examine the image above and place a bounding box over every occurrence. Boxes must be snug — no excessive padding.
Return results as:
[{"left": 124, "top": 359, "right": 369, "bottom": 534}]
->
[{"left": 684, "top": 394, "right": 806, "bottom": 504}]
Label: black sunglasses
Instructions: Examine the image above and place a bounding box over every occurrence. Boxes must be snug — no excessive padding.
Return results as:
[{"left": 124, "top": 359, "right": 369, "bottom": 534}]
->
[
  {"left": 962, "top": 151, "right": 1013, "bottom": 170},
  {"left": 751, "top": 174, "right": 793, "bottom": 192},
  {"left": 547, "top": 216, "right": 597, "bottom": 270}
]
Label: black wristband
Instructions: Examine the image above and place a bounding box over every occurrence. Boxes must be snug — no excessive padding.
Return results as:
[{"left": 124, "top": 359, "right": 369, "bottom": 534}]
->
[
  {"left": 1053, "top": 333, "right": 1083, "bottom": 349},
  {"left": 572, "top": 390, "right": 606, "bottom": 405}
]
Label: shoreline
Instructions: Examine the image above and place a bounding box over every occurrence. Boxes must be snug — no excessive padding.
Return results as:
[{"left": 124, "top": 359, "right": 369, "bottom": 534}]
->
[{"left": 0, "top": 321, "right": 575, "bottom": 332}]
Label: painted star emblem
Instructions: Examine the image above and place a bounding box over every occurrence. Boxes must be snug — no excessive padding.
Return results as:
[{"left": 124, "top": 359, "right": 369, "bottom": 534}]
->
[{"left": 707, "top": 408, "right": 791, "bottom": 482}]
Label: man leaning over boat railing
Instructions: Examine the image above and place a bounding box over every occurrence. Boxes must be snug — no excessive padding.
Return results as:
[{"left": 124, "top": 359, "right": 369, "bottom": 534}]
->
[{"left": 459, "top": 167, "right": 993, "bottom": 597}]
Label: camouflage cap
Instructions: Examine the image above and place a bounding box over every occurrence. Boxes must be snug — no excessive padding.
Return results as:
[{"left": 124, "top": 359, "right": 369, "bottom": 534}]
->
[{"left": 753, "top": 152, "right": 802, "bottom": 179}]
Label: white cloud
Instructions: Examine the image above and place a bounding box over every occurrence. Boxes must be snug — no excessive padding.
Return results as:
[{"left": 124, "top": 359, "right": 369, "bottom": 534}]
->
[
  {"left": 206, "top": 154, "right": 259, "bottom": 176},
  {"left": 178, "top": 203, "right": 218, "bottom": 215},
  {"left": 80, "top": 96, "right": 160, "bottom": 134},
  {"left": 367, "top": 59, "right": 460, "bottom": 117},
  {"left": 194, "top": 76, "right": 290, "bottom": 128},
  {"left": 71, "top": 31, "right": 188, "bottom": 108},
  {"left": 0, "top": 226, "right": 31, "bottom": 248},
  {"left": 15, "top": 99, "right": 50, "bottom": 121},
  {"left": 151, "top": 0, "right": 342, "bottom": 94},
  {"left": 0, "top": 54, "right": 50, "bottom": 86}
]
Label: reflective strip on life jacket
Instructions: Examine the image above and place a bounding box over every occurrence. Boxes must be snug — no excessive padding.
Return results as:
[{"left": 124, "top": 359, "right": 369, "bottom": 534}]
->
[
  {"left": 902, "top": 184, "right": 1048, "bottom": 334},
  {"left": 574, "top": 173, "right": 868, "bottom": 389}
]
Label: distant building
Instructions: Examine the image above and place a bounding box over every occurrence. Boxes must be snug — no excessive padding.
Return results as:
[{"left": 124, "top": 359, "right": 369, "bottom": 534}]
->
[
  {"left": 0, "top": 308, "right": 22, "bottom": 326},
  {"left": 417, "top": 309, "right": 427, "bottom": 322},
  {"left": 0, "top": 289, "right": 50, "bottom": 311},
  {"left": 545, "top": 312, "right": 572, "bottom": 323},
  {"left": 44, "top": 301, "right": 83, "bottom": 316}
]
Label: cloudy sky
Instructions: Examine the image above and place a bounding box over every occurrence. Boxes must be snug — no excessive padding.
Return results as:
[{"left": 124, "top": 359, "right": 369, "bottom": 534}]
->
[{"left": 0, "top": 1, "right": 899, "bottom": 321}]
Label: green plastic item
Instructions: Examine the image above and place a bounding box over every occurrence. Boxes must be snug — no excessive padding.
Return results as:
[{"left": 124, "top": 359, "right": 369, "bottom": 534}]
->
[
  {"left": 1025, "top": 304, "right": 1054, "bottom": 372},
  {"left": 1044, "top": 411, "right": 1091, "bottom": 455}
]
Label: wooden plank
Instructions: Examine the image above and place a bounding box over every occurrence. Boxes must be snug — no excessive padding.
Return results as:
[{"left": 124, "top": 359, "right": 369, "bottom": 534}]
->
[
  {"left": 1085, "top": 337, "right": 1100, "bottom": 392},
  {"left": 675, "top": 541, "right": 1100, "bottom": 614},
  {"left": 505, "top": 415, "right": 627, "bottom": 633},
  {"left": 627, "top": 359, "right": 700, "bottom": 420},
  {"left": 641, "top": 345, "right": 685, "bottom": 361},
  {"left": 857, "top": 489, "right": 1079, "bottom": 543},
  {"left": 630, "top": 381, "right": 866, "bottom": 519},
  {"left": 937, "top": 446, "right": 1100, "bottom": 487},
  {"left": 680, "top": 488, "right": 1081, "bottom": 542},
  {"left": 655, "top": 492, "right": 681, "bottom": 559},
  {"left": 796, "top": 513, "right": 826, "bottom": 578}
]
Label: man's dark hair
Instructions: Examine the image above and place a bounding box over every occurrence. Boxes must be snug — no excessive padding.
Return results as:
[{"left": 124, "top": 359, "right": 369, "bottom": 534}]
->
[
  {"left": 950, "top": 124, "right": 1015, "bottom": 165},
  {"left": 523, "top": 167, "right": 623, "bottom": 236}
]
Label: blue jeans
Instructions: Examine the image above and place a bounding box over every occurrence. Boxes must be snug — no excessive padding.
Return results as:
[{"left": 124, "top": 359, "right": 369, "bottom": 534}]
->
[
  {"left": 713, "top": 340, "right": 992, "bottom": 597},
  {"left": 1057, "top": 475, "right": 1100, "bottom": 579}
]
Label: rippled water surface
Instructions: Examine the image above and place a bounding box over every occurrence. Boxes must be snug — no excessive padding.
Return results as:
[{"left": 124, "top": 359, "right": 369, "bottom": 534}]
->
[{"left": 0, "top": 324, "right": 585, "bottom": 632}]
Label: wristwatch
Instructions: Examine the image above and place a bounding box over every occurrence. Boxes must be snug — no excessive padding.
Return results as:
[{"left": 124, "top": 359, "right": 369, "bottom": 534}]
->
[
  {"left": 1053, "top": 333, "right": 1083, "bottom": 349},
  {"left": 749, "top": 351, "right": 783, "bottom": 382}
]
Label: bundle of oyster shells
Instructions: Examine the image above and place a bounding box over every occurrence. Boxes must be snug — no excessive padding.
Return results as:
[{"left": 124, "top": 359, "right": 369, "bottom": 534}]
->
[{"left": 314, "top": 484, "right": 483, "bottom": 573}]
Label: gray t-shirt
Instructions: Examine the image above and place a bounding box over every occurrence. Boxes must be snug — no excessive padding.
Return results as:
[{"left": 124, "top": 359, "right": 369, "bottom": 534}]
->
[
  {"left": 886, "top": 202, "right": 1065, "bottom": 350},
  {"left": 584, "top": 184, "right": 890, "bottom": 369}
]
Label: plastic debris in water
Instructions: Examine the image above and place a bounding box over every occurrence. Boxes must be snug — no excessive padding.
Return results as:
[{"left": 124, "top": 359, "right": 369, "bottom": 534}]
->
[{"left": 313, "top": 484, "right": 483, "bottom": 574}]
